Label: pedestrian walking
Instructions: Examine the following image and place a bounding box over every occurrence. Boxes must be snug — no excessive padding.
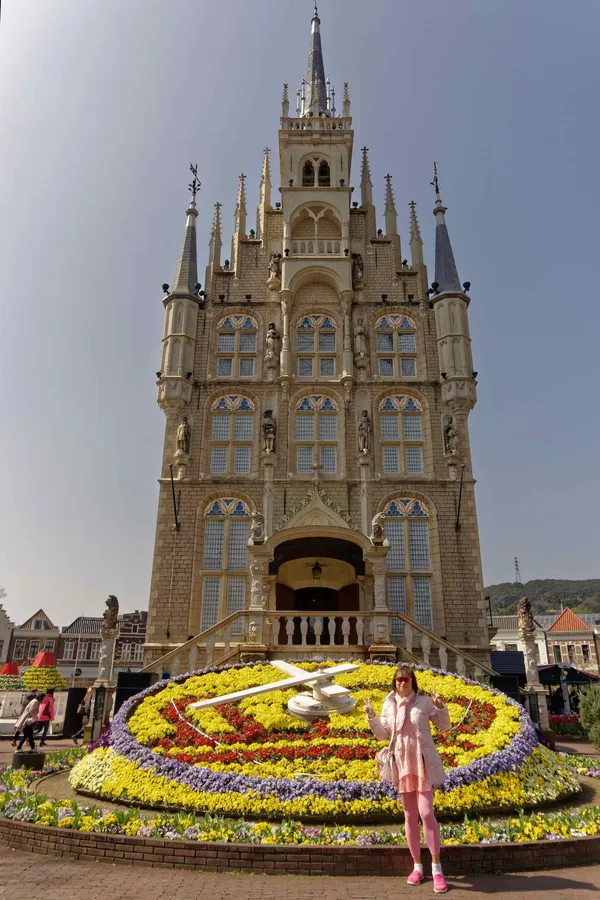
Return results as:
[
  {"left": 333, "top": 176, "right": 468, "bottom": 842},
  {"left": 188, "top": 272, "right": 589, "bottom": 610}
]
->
[
  {"left": 15, "top": 693, "right": 43, "bottom": 752},
  {"left": 72, "top": 685, "right": 93, "bottom": 744},
  {"left": 35, "top": 688, "right": 55, "bottom": 746},
  {"left": 364, "top": 665, "right": 451, "bottom": 893},
  {"left": 11, "top": 693, "right": 36, "bottom": 747}
]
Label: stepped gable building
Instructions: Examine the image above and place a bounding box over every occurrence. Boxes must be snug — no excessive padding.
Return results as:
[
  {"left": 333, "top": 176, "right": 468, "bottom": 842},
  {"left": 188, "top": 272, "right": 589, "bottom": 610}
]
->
[{"left": 145, "top": 7, "right": 490, "bottom": 673}]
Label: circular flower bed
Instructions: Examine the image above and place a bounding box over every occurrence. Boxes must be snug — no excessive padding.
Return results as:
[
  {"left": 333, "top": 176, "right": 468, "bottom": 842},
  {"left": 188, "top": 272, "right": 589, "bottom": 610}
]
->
[
  {"left": 1, "top": 750, "right": 599, "bottom": 848},
  {"left": 70, "top": 661, "right": 580, "bottom": 822}
]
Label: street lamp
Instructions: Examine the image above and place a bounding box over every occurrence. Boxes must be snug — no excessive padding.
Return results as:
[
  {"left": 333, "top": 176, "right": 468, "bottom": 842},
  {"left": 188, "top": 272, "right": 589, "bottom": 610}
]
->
[{"left": 311, "top": 560, "right": 323, "bottom": 581}]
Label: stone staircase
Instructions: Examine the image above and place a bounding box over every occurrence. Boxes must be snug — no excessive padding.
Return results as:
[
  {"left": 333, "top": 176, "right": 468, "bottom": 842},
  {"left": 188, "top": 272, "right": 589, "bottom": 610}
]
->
[{"left": 142, "top": 609, "right": 495, "bottom": 682}]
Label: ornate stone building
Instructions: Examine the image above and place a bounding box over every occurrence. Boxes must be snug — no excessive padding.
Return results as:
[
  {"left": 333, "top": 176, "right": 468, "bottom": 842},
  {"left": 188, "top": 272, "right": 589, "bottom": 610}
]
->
[{"left": 144, "top": 8, "right": 490, "bottom": 675}]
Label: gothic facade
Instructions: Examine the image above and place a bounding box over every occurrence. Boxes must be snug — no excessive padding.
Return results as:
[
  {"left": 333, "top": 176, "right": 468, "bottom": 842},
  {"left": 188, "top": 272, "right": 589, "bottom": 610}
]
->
[{"left": 144, "top": 8, "right": 490, "bottom": 671}]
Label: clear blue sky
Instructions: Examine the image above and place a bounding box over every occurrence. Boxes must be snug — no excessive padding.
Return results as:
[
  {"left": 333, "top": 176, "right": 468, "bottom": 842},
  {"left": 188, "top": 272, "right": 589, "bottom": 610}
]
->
[{"left": 1, "top": 0, "right": 599, "bottom": 628}]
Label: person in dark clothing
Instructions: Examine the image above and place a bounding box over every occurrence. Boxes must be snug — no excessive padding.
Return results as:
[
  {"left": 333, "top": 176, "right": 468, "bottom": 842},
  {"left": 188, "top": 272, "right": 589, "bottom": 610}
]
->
[{"left": 72, "top": 686, "right": 93, "bottom": 744}]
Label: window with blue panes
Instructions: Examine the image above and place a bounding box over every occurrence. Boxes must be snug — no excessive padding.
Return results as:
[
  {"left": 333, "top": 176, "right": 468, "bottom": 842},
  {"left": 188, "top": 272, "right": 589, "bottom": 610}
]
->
[
  {"left": 375, "top": 313, "right": 417, "bottom": 379},
  {"left": 216, "top": 314, "right": 258, "bottom": 378},
  {"left": 383, "top": 499, "right": 433, "bottom": 636},
  {"left": 200, "top": 498, "right": 250, "bottom": 634},
  {"left": 209, "top": 396, "right": 254, "bottom": 475}
]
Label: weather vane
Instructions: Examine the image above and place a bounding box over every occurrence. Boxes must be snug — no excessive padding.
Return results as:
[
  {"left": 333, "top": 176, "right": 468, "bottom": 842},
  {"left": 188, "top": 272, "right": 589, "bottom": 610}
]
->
[
  {"left": 188, "top": 163, "right": 201, "bottom": 201},
  {"left": 431, "top": 161, "right": 440, "bottom": 198}
]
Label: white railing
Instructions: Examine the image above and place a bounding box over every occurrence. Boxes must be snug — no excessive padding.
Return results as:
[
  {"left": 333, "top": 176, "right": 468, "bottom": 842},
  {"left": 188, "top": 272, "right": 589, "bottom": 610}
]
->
[
  {"left": 291, "top": 240, "right": 342, "bottom": 256},
  {"left": 143, "top": 609, "right": 495, "bottom": 681}
]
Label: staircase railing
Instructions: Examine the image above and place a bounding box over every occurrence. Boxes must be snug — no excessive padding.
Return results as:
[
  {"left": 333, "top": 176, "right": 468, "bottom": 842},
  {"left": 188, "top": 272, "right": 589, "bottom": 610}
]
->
[{"left": 143, "top": 609, "right": 495, "bottom": 681}]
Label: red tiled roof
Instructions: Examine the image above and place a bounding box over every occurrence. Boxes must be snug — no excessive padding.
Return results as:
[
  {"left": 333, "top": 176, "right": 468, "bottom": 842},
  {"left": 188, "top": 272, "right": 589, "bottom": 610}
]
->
[{"left": 547, "top": 608, "right": 592, "bottom": 633}]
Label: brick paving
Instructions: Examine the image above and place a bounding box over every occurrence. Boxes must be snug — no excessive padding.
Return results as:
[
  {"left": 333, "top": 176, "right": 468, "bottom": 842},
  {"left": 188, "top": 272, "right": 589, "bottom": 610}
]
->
[{"left": 0, "top": 845, "right": 598, "bottom": 899}]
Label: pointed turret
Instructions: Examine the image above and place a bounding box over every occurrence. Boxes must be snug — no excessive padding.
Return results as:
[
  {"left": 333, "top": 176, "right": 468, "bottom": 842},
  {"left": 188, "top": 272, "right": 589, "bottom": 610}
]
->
[
  {"left": 303, "top": 5, "right": 328, "bottom": 117},
  {"left": 171, "top": 196, "right": 198, "bottom": 295},
  {"left": 343, "top": 82, "right": 351, "bottom": 117},
  {"left": 432, "top": 163, "right": 461, "bottom": 293},
  {"left": 234, "top": 173, "right": 247, "bottom": 237},
  {"left": 409, "top": 200, "right": 424, "bottom": 268},
  {"left": 384, "top": 174, "right": 398, "bottom": 236},
  {"left": 209, "top": 202, "right": 222, "bottom": 270},
  {"left": 360, "top": 147, "right": 373, "bottom": 207},
  {"left": 282, "top": 83, "right": 289, "bottom": 117},
  {"left": 257, "top": 148, "right": 272, "bottom": 240}
]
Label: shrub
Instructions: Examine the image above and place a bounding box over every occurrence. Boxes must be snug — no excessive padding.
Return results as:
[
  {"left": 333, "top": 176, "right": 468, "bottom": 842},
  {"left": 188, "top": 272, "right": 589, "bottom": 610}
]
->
[{"left": 580, "top": 684, "right": 600, "bottom": 749}]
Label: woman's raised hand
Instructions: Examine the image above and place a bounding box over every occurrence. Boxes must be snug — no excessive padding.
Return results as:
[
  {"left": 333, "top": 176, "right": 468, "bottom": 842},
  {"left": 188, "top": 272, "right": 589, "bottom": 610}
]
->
[
  {"left": 364, "top": 697, "right": 375, "bottom": 718},
  {"left": 431, "top": 692, "right": 444, "bottom": 709}
]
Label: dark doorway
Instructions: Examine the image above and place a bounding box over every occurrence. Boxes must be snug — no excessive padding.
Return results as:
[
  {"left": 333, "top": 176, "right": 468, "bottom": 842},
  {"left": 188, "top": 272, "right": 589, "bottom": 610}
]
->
[{"left": 294, "top": 587, "right": 338, "bottom": 612}]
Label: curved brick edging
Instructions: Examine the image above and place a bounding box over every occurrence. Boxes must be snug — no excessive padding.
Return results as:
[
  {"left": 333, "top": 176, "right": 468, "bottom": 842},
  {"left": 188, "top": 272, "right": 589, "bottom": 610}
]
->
[{"left": 1, "top": 818, "right": 600, "bottom": 875}]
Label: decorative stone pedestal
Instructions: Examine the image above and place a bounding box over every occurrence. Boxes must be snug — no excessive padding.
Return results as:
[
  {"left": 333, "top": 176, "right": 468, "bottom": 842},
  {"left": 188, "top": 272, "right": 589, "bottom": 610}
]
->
[
  {"left": 368, "top": 643, "right": 397, "bottom": 663},
  {"left": 239, "top": 644, "right": 268, "bottom": 663}
]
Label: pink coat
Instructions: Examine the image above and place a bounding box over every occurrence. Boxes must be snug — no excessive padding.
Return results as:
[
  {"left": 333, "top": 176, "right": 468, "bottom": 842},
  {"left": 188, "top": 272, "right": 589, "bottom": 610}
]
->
[
  {"left": 38, "top": 695, "right": 55, "bottom": 722},
  {"left": 368, "top": 691, "right": 451, "bottom": 787}
]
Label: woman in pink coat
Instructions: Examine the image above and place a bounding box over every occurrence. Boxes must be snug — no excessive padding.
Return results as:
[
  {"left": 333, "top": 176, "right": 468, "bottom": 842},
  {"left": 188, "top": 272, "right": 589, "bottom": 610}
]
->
[
  {"left": 36, "top": 689, "right": 55, "bottom": 746},
  {"left": 365, "top": 665, "right": 451, "bottom": 893}
]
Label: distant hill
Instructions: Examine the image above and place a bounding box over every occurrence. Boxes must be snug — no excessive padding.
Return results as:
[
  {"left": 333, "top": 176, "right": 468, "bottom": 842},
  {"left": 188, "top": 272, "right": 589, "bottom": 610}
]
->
[{"left": 485, "top": 579, "right": 600, "bottom": 616}]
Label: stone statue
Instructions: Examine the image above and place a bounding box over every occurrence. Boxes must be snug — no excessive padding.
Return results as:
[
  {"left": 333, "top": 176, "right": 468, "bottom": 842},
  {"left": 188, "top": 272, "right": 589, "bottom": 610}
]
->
[
  {"left": 250, "top": 511, "right": 265, "bottom": 543},
  {"left": 265, "top": 322, "right": 280, "bottom": 358},
  {"left": 101, "top": 595, "right": 119, "bottom": 637},
  {"left": 443, "top": 416, "right": 458, "bottom": 455},
  {"left": 262, "top": 410, "right": 276, "bottom": 453},
  {"left": 351, "top": 252, "right": 364, "bottom": 286},
  {"left": 354, "top": 318, "right": 367, "bottom": 358},
  {"left": 268, "top": 253, "right": 282, "bottom": 280},
  {"left": 176, "top": 416, "right": 191, "bottom": 455},
  {"left": 370, "top": 512, "right": 386, "bottom": 543},
  {"left": 358, "top": 410, "right": 372, "bottom": 454},
  {"left": 517, "top": 597, "right": 536, "bottom": 640}
]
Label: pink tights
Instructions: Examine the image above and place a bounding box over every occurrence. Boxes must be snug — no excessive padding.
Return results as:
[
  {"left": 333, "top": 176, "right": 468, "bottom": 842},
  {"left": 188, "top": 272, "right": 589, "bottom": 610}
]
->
[{"left": 400, "top": 790, "right": 441, "bottom": 859}]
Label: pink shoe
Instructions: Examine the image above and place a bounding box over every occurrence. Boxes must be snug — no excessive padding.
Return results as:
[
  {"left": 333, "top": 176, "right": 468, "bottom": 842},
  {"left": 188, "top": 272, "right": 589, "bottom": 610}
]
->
[
  {"left": 433, "top": 874, "right": 448, "bottom": 893},
  {"left": 407, "top": 870, "right": 424, "bottom": 886}
]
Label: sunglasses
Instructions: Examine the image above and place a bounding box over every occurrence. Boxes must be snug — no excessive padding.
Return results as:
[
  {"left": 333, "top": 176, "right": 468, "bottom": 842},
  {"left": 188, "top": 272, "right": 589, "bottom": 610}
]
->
[{"left": 395, "top": 675, "right": 411, "bottom": 684}]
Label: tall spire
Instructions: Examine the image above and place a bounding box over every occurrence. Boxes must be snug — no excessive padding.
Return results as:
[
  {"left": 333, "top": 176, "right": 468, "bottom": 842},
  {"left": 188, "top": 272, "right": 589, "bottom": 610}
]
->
[
  {"left": 432, "top": 162, "right": 461, "bottom": 293},
  {"left": 171, "top": 166, "right": 199, "bottom": 294},
  {"left": 209, "top": 202, "right": 222, "bottom": 270},
  {"left": 360, "top": 147, "right": 373, "bottom": 206},
  {"left": 303, "top": 4, "right": 328, "bottom": 117},
  {"left": 234, "top": 173, "right": 247, "bottom": 237},
  {"left": 281, "top": 83, "right": 289, "bottom": 118},
  {"left": 409, "top": 200, "right": 424, "bottom": 268},
  {"left": 384, "top": 174, "right": 398, "bottom": 236},
  {"left": 259, "top": 148, "right": 272, "bottom": 210}
]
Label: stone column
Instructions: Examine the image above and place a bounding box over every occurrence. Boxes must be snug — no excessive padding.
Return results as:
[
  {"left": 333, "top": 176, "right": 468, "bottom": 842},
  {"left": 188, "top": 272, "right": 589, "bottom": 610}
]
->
[
  {"left": 518, "top": 597, "right": 550, "bottom": 730},
  {"left": 241, "top": 554, "right": 269, "bottom": 661},
  {"left": 366, "top": 548, "right": 395, "bottom": 661},
  {"left": 278, "top": 291, "right": 292, "bottom": 399},
  {"left": 263, "top": 455, "right": 276, "bottom": 536},
  {"left": 340, "top": 291, "right": 354, "bottom": 401},
  {"left": 358, "top": 456, "right": 370, "bottom": 535}
]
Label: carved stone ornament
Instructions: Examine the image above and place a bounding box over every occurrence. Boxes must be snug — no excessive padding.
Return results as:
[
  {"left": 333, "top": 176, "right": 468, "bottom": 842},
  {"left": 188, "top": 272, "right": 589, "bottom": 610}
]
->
[
  {"left": 101, "top": 595, "right": 119, "bottom": 637},
  {"left": 250, "top": 511, "right": 265, "bottom": 543},
  {"left": 370, "top": 511, "right": 386, "bottom": 544},
  {"left": 517, "top": 596, "right": 536, "bottom": 640},
  {"left": 357, "top": 409, "right": 372, "bottom": 454},
  {"left": 176, "top": 416, "right": 191, "bottom": 455},
  {"left": 262, "top": 410, "right": 276, "bottom": 453},
  {"left": 353, "top": 317, "right": 368, "bottom": 360},
  {"left": 267, "top": 253, "right": 282, "bottom": 283},
  {"left": 443, "top": 415, "right": 458, "bottom": 455},
  {"left": 265, "top": 323, "right": 280, "bottom": 359},
  {"left": 351, "top": 252, "right": 364, "bottom": 287}
]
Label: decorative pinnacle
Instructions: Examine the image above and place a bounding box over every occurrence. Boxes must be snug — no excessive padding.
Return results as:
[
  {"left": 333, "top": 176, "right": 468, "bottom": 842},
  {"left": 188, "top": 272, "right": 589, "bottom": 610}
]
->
[
  {"left": 343, "top": 82, "right": 350, "bottom": 102},
  {"left": 385, "top": 174, "right": 396, "bottom": 208},
  {"left": 188, "top": 163, "right": 201, "bottom": 205},
  {"left": 212, "top": 202, "right": 222, "bottom": 236},
  {"left": 409, "top": 201, "right": 422, "bottom": 239},
  {"left": 431, "top": 161, "right": 442, "bottom": 204},
  {"left": 282, "top": 83, "right": 289, "bottom": 102}
]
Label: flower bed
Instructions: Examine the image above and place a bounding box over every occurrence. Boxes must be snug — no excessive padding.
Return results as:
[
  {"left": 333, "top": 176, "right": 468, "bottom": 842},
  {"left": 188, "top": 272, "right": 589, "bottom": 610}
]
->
[
  {"left": 69, "top": 661, "right": 580, "bottom": 821},
  {"left": 549, "top": 715, "right": 587, "bottom": 737},
  {"left": 0, "top": 750, "right": 599, "bottom": 850}
]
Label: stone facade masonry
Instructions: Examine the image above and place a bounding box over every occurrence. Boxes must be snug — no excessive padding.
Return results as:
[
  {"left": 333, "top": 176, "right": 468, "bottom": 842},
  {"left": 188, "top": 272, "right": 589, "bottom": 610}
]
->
[{"left": 146, "top": 102, "right": 489, "bottom": 666}]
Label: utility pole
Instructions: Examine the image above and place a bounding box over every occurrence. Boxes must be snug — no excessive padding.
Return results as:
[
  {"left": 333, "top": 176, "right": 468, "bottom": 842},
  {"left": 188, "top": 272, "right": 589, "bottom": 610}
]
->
[{"left": 514, "top": 556, "right": 523, "bottom": 586}]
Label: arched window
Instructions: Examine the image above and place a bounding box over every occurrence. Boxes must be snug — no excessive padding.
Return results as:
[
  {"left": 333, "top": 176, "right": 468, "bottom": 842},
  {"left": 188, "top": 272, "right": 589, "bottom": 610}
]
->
[
  {"left": 295, "top": 394, "right": 339, "bottom": 474},
  {"left": 216, "top": 315, "right": 258, "bottom": 378},
  {"left": 318, "top": 160, "right": 331, "bottom": 187},
  {"left": 201, "top": 498, "right": 250, "bottom": 633},
  {"left": 378, "top": 395, "right": 424, "bottom": 475},
  {"left": 375, "top": 314, "right": 418, "bottom": 379},
  {"left": 209, "top": 395, "right": 254, "bottom": 475},
  {"left": 297, "top": 314, "right": 337, "bottom": 378},
  {"left": 302, "top": 160, "right": 315, "bottom": 186},
  {"left": 383, "top": 499, "right": 433, "bottom": 637}
]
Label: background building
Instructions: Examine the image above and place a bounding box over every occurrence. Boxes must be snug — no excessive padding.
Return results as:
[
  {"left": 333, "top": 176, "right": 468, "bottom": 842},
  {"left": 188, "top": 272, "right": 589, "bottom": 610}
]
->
[
  {"left": 491, "top": 608, "right": 600, "bottom": 675},
  {"left": 144, "top": 8, "right": 490, "bottom": 675},
  {"left": 7, "top": 609, "right": 60, "bottom": 666}
]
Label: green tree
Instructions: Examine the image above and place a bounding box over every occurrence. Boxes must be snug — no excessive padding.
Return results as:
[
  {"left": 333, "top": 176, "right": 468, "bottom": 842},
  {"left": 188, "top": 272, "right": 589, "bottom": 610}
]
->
[{"left": 579, "top": 684, "right": 600, "bottom": 749}]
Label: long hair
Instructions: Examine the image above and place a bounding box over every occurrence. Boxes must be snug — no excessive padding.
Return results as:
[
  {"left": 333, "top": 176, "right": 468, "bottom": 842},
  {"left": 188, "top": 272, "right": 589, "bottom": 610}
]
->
[{"left": 390, "top": 665, "right": 419, "bottom": 695}]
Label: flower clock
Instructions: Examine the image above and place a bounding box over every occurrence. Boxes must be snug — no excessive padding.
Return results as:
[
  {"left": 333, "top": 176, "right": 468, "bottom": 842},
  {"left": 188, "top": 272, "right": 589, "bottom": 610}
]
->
[{"left": 70, "top": 661, "right": 580, "bottom": 823}]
